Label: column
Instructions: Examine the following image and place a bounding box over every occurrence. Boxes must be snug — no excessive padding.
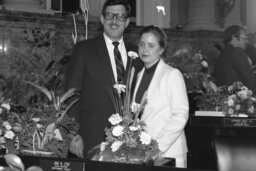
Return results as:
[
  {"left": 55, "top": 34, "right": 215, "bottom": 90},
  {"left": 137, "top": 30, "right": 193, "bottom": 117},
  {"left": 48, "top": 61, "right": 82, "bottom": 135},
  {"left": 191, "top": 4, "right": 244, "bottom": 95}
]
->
[
  {"left": 224, "top": 0, "right": 241, "bottom": 28},
  {"left": 245, "top": 0, "right": 256, "bottom": 33},
  {"left": 136, "top": 0, "right": 171, "bottom": 28},
  {"left": 186, "top": 0, "right": 219, "bottom": 30}
]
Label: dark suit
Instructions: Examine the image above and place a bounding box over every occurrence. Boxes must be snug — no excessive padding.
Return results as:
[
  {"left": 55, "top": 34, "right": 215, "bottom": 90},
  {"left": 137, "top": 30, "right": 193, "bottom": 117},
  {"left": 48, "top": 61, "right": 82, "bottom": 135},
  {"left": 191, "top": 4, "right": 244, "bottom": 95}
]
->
[
  {"left": 65, "top": 35, "right": 142, "bottom": 157},
  {"left": 214, "top": 44, "right": 256, "bottom": 92}
]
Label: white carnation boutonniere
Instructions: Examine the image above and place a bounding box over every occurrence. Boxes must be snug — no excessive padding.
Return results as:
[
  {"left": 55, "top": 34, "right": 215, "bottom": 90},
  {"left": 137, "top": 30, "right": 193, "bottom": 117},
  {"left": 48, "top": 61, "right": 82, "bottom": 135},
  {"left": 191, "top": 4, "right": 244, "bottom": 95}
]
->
[
  {"left": 128, "top": 51, "right": 139, "bottom": 59},
  {"left": 113, "top": 84, "right": 126, "bottom": 95}
]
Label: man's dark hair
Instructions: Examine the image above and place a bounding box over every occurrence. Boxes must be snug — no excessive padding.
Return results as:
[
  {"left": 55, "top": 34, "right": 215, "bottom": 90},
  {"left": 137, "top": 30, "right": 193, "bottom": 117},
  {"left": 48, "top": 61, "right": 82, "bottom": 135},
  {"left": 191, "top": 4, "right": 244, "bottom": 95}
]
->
[
  {"left": 224, "top": 25, "right": 244, "bottom": 44},
  {"left": 102, "top": 0, "right": 131, "bottom": 17}
]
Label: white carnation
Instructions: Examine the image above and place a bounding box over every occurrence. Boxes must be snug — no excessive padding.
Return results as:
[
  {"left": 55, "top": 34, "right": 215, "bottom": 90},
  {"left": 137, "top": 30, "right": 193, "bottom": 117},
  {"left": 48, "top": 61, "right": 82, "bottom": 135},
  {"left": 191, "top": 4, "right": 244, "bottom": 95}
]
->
[
  {"left": 111, "top": 141, "right": 123, "bottom": 152},
  {"left": 112, "top": 125, "right": 124, "bottom": 137},
  {"left": 32, "top": 117, "right": 41, "bottom": 122},
  {"left": 201, "top": 61, "right": 208, "bottom": 67},
  {"left": 130, "top": 102, "right": 140, "bottom": 113},
  {"left": 228, "top": 86, "right": 233, "bottom": 92},
  {"left": 139, "top": 131, "right": 151, "bottom": 145},
  {"left": 129, "top": 125, "right": 139, "bottom": 131},
  {"left": 4, "top": 130, "right": 15, "bottom": 139},
  {"left": 1, "top": 103, "right": 10, "bottom": 110},
  {"left": 238, "top": 90, "right": 250, "bottom": 100},
  {"left": 113, "top": 84, "right": 126, "bottom": 94},
  {"left": 128, "top": 51, "right": 139, "bottom": 59},
  {"left": 3, "top": 122, "right": 12, "bottom": 130},
  {"left": 227, "top": 99, "right": 234, "bottom": 106},
  {"left": 108, "top": 113, "right": 123, "bottom": 125}
]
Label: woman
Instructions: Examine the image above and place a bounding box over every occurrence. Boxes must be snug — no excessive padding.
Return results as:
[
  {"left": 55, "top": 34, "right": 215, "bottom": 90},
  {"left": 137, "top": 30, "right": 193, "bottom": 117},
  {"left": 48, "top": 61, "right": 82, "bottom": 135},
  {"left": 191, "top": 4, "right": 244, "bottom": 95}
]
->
[{"left": 132, "top": 25, "right": 189, "bottom": 168}]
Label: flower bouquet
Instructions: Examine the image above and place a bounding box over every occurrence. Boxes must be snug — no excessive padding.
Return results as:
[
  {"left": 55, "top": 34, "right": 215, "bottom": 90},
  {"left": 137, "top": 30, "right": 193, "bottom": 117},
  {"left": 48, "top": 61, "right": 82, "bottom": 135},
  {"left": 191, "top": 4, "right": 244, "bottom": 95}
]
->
[
  {"left": 0, "top": 99, "right": 21, "bottom": 155},
  {"left": 91, "top": 51, "right": 162, "bottom": 164},
  {"left": 196, "top": 81, "right": 256, "bottom": 117},
  {"left": 19, "top": 81, "right": 80, "bottom": 158}
]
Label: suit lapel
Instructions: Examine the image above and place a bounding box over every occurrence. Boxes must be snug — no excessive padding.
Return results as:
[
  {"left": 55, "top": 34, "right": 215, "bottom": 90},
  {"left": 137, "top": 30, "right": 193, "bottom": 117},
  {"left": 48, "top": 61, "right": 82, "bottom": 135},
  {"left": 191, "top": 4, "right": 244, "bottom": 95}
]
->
[
  {"left": 133, "top": 59, "right": 165, "bottom": 103},
  {"left": 147, "top": 59, "right": 165, "bottom": 99},
  {"left": 95, "top": 36, "right": 115, "bottom": 85}
]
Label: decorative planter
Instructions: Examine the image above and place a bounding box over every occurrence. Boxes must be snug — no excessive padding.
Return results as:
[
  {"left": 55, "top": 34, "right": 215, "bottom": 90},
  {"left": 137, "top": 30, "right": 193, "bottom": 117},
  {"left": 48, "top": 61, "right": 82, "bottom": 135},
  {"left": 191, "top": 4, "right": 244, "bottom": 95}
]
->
[
  {"left": 21, "top": 149, "right": 55, "bottom": 158},
  {"left": 195, "top": 111, "right": 224, "bottom": 117}
]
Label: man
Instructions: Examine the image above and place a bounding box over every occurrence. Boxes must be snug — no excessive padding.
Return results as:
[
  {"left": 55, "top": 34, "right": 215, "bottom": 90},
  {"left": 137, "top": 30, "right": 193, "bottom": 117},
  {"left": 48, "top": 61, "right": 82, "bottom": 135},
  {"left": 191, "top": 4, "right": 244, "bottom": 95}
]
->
[
  {"left": 65, "top": 0, "right": 142, "bottom": 158},
  {"left": 245, "top": 32, "right": 256, "bottom": 66},
  {"left": 214, "top": 25, "right": 256, "bottom": 93}
]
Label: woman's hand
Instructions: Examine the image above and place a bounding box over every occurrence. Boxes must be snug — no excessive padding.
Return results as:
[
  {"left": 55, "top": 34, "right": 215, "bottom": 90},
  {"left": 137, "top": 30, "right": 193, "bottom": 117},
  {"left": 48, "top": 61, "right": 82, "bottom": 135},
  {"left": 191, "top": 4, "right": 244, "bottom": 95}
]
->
[{"left": 70, "top": 134, "right": 84, "bottom": 158}]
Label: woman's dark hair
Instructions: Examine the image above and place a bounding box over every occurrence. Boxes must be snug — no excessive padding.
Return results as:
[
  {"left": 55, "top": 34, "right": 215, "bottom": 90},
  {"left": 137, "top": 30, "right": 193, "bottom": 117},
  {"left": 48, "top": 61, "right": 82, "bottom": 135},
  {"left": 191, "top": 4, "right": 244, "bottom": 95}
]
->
[
  {"left": 102, "top": 0, "right": 131, "bottom": 17},
  {"left": 224, "top": 25, "right": 245, "bottom": 44},
  {"left": 139, "top": 25, "right": 167, "bottom": 57}
]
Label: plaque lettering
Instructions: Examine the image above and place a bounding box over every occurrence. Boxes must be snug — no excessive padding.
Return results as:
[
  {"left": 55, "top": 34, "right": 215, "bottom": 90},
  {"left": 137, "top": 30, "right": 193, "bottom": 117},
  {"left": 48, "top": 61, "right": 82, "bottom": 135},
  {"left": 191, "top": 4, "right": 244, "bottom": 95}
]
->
[{"left": 224, "top": 118, "right": 256, "bottom": 127}]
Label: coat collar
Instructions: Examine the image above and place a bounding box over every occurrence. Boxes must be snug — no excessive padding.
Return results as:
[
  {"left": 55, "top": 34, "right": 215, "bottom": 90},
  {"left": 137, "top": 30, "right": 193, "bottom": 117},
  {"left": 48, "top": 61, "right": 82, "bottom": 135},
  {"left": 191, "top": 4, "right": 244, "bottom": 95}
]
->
[{"left": 133, "top": 59, "right": 166, "bottom": 102}]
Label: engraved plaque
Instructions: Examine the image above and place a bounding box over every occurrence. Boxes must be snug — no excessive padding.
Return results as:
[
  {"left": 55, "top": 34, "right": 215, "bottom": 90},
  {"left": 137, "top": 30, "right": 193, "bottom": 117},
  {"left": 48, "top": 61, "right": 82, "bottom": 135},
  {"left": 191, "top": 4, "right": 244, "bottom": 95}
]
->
[
  {"left": 39, "top": 158, "right": 85, "bottom": 171},
  {"left": 224, "top": 118, "right": 256, "bottom": 127}
]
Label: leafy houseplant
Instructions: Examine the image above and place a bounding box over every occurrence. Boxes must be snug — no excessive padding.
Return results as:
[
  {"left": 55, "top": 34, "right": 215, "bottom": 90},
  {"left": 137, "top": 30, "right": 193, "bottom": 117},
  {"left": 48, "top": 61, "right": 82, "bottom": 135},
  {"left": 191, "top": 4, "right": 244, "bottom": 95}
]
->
[
  {"left": 168, "top": 49, "right": 210, "bottom": 93},
  {"left": 20, "top": 81, "right": 80, "bottom": 158}
]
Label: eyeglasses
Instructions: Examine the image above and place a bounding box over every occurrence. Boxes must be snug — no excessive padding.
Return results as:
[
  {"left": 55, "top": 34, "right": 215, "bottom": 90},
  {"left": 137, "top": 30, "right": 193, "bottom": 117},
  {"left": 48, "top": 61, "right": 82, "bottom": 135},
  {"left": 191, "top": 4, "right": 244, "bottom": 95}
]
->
[
  {"left": 103, "top": 12, "right": 127, "bottom": 22},
  {"left": 240, "top": 35, "right": 248, "bottom": 39}
]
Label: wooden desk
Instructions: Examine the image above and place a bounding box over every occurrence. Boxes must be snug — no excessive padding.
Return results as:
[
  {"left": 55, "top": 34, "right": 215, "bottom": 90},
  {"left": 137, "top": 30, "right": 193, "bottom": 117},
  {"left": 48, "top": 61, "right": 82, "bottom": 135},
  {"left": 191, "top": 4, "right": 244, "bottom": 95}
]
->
[
  {"left": 186, "top": 116, "right": 256, "bottom": 170},
  {"left": 0, "top": 155, "right": 208, "bottom": 171}
]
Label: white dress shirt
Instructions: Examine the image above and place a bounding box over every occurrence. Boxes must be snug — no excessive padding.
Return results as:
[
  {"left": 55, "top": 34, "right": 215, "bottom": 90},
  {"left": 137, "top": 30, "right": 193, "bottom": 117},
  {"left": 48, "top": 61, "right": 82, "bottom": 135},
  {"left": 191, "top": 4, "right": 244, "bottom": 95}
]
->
[{"left": 103, "top": 33, "right": 128, "bottom": 82}]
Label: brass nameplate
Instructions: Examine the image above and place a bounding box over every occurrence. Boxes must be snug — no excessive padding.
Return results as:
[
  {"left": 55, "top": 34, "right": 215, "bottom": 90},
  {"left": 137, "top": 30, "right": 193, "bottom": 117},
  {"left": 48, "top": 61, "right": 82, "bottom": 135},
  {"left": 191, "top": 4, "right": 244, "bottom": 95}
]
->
[
  {"left": 224, "top": 118, "right": 256, "bottom": 127},
  {"left": 39, "top": 159, "right": 85, "bottom": 171}
]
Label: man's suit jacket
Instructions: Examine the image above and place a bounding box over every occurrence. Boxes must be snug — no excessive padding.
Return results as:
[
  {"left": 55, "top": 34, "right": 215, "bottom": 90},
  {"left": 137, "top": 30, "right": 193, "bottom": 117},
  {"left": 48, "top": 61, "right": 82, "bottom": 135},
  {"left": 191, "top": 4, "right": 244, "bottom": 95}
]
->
[
  {"left": 214, "top": 44, "right": 256, "bottom": 92},
  {"left": 65, "top": 35, "right": 142, "bottom": 157},
  {"left": 132, "top": 59, "right": 189, "bottom": 158}
]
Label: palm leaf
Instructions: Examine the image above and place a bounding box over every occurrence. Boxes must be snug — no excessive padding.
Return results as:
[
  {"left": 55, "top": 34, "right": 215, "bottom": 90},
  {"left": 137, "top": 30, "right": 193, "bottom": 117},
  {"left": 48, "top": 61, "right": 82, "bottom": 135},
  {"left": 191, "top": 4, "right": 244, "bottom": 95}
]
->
[
  {"left": 59, "top": 88, "right": 78, "bottom": 104},
  {"left": 26, "top": 81, "right": 52, "bottom": 101},
  {"left": 56, "top": 98, "right": 79, "bottom": 124}
]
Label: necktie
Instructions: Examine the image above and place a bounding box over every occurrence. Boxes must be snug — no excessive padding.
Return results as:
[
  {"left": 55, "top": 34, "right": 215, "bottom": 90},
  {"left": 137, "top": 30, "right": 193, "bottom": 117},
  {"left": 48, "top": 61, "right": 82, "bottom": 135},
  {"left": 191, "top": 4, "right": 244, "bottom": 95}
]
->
[{"left": 112, "top": 41, "right": 125, "bottom": 83}]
